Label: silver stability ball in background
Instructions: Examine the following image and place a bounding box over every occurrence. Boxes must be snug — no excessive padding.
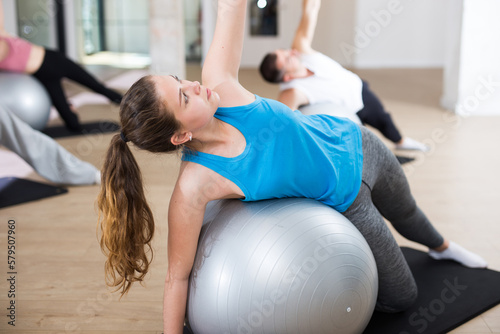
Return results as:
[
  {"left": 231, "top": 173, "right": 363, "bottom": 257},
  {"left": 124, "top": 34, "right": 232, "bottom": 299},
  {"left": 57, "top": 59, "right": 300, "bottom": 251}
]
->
[
  {"left": 0, "top": 72, "right": 51, "bottom": 130},
  {"left": 299, "top": 102, "right": 362, "bottom": 125},
  {"left": 187, "top": 198, "right": 378, "bottom": 334}
]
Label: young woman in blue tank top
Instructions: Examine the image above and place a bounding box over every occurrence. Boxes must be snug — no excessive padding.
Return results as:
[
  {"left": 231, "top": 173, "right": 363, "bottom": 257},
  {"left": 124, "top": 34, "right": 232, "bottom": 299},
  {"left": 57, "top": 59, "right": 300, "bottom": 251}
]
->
[{"left": 97, "top": 1, "right": 487, "bottom": 332}]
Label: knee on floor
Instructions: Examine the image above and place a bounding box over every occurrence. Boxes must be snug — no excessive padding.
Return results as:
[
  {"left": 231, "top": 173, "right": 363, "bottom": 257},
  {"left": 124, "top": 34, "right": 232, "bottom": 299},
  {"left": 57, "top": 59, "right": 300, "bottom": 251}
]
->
[{"left": 375, "top": 284, "right": 418, "bottom": 313}]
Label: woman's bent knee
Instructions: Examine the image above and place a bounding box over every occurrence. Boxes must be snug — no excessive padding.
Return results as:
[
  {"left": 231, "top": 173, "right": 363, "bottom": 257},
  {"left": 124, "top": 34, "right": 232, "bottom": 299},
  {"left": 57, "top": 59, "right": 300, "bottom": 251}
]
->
[{"left": 376, "top": 283, "right": 418, "bottom": 313}]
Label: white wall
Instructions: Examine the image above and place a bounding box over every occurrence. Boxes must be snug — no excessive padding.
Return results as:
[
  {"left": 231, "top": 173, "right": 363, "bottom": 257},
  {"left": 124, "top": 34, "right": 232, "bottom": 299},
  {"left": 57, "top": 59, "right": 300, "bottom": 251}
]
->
[
  {"left": 149, "top": 0, "right": 185, "bottom": 77},
  {"left": 104, "top": 0, "right": 149, "bottom": 54},
  {"left": 312, "top": 0, "right": 356, "bottom": 67},
  {"left": 207, "top": 0, "right": 356, "bottom": 68},
  {"left": 240, "top": 0, "right": 302, "bottom": 68},
  {"left": 237, "top": 0, "right": 356, "bottom": 68},
  {"left": 63, "top": 0, "right": 78, "bottom": 61},
  {"left": 352, "top": 0, "right": 447, "bottom": 68},
  {"left": 202, "top": 0, "right": 302, "bottom": 68},
  {"left": 201, "top": 0, "right": 215, "bottom": 65},
  {"left": 442, "top": 0, "right": 500, "bottom": 116},
  {"left": 234, "top": 0, "right": 448, "bottom": 69},
  {"left": 2, "top": 0, "right": 17, "bottom": 34},
  {"left": 441, "top": 0, "right": 463, "bottom": 112}
]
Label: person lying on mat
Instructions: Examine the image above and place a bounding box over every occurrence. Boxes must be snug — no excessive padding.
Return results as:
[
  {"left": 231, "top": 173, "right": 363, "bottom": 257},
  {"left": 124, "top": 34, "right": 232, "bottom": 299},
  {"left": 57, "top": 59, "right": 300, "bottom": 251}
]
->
[
  {"left": 96, "top": 0, "right": 487, "bottom": 333},
  {"left": 0, "top": 0, "right": 122, "bottom": 132},
  {"left": 0, "top": 106, "right": 100, "bottom": 185},
  {"left": 259, "top": 0, "right": 428, "bottom": 152}
]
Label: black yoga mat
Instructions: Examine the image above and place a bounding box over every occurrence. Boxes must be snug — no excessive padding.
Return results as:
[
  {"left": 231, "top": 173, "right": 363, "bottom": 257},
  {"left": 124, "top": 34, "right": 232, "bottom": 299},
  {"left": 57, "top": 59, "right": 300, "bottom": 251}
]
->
[
  {"left": 364, "top": 247, "right": 500, "bottom": 334},
  {"left": 183, "top": 247, "right": 500, "bottom": 334},
  {"left": 0, "top": 177, "right": 68, "bottom": 209},
  {"left": 42, "top": 121, "right": 120, "bottom": 139}
]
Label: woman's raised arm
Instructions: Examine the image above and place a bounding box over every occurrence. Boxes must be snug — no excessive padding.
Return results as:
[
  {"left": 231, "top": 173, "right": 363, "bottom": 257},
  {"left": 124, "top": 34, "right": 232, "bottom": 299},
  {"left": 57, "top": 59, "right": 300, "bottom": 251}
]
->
[{"left": 201, "top": 0, "right": 250, "bottom": 99}]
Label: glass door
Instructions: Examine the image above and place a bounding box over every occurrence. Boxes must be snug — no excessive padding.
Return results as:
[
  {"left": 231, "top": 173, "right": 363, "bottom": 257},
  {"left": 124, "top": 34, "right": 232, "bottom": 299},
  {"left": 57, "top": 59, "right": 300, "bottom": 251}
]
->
[
  {"left": 81, "top": 0, "right": 104, "bottom": 55},
  {"left": 16, "top": 0, "right": 57, "bottom": 49},
  {"left": 78, "top": 0, "right": 151, "bottom": 68}
]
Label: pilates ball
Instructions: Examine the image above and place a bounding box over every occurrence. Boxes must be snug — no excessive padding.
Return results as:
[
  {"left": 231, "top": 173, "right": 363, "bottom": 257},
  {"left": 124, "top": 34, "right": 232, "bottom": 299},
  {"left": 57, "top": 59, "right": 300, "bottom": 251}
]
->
[
  {"left": 0, "top": 72, "right": 52, "bottom": 130},
  {"left": 187, "top": 198, "right": 378, "bottom": 334},
  {"left": 299, "top": 102, "right": 362, "bottom": 124}
]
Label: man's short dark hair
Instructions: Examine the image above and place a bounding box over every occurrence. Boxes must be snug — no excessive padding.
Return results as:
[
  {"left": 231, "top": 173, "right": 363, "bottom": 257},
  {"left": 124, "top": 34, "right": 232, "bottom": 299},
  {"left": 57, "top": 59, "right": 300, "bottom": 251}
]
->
[{"left": 259, "top": 53, "right": 285, "bottom": 83}]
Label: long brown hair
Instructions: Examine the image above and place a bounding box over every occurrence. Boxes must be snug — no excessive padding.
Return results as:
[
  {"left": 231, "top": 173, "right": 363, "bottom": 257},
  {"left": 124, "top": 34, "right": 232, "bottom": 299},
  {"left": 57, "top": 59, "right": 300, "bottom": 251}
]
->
[{"left": 97, "top": 75, "right": 181, "bottom": 296}]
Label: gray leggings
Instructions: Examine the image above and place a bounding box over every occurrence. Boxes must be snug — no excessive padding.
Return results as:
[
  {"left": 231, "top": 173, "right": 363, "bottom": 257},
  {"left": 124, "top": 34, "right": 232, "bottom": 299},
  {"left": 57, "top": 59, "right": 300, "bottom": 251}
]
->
[
  {"left": 0, "top": 106, "right": 98, "bottom": 185},
  {"left": 342, "top": 126, "right": 444, "bottom": 313}
]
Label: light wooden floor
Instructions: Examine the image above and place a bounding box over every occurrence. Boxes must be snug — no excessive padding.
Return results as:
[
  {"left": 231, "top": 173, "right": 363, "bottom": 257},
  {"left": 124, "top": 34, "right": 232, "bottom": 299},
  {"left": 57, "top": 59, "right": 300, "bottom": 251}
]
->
[{"left": 0, "top": 65, "right": 499, "bottom": 333}]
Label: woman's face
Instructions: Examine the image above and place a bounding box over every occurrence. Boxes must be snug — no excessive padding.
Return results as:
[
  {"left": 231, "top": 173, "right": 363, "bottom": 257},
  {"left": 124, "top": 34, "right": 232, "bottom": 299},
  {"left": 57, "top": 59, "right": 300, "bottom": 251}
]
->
[{"left": 153, "top": 75, "right": 220, "bottom": 136}]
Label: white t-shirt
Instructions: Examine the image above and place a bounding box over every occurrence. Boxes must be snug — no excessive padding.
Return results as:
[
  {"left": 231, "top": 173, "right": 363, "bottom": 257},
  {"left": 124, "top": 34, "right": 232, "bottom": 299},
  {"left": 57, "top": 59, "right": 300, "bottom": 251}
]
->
[{"left": 280, "top": 52, "right": 364, "bottom": 115}]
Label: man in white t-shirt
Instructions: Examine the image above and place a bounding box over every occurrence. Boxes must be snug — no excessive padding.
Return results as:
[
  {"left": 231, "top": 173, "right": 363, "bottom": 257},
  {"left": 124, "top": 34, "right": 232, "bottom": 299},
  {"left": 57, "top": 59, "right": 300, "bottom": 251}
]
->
[{"left": 259, "top": 0, "right": 427, "bottom": 151}]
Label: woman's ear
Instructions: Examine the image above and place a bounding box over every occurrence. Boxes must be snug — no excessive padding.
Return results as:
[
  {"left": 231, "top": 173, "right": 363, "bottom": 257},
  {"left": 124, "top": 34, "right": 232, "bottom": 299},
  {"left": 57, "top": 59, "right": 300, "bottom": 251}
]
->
[{"left": 171, "top": 132, "right": 191, "bottom": 146}]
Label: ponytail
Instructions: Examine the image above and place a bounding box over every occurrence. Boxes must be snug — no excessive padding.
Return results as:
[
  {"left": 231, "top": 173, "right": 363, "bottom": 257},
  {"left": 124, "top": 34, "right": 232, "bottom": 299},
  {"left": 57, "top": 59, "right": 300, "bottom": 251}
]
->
[
  {"left": 97, "top": 134, "right": 155, "bottom": 296},
  {"left": 97, "top": 75, "right": 181, "bottom": 296}
]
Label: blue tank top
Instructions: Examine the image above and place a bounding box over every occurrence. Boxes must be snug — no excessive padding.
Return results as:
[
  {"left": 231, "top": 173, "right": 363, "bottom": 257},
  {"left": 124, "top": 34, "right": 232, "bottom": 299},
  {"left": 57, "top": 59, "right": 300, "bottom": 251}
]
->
[{"left": 182, "top": 95, "right": 363, "bottom": 212}]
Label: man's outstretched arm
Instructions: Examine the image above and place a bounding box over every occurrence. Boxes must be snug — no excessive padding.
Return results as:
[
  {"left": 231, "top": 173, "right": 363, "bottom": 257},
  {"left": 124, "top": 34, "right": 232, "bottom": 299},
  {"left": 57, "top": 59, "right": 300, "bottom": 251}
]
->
[{"left": 291, "top": 0, "right": 321, "bottom": 54}]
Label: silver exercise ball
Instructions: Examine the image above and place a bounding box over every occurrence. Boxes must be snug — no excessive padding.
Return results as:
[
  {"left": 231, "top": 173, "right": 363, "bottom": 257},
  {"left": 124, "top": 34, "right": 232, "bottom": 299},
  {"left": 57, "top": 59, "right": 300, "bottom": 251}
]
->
[
  {"left": 187, "top": 198, "right": 378, "bottom": 334},
  {"left": 0, "top": 72, "right": 51, "bottom": 130},
  {"left": 299, "top": 103, "right": 362, "bottom": 125}
]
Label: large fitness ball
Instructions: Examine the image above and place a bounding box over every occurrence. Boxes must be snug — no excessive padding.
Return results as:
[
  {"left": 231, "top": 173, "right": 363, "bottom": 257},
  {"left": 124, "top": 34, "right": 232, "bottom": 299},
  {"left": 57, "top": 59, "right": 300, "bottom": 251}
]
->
[
  {"left": 187, "top": 198, "right": 378, "bottom": 334},
  {"left": 299, "top": 103, "right": 362, "bottom": 124},
  {"left": 0, "top": 72, "right": 51, "bottom": 130}
]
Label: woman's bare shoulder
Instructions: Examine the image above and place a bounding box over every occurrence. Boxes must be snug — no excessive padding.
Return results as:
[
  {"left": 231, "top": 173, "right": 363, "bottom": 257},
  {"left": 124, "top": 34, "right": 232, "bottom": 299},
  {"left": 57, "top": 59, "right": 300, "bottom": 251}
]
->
[{"left": 175, "top": 160, "right": 244, "bottom": 203}]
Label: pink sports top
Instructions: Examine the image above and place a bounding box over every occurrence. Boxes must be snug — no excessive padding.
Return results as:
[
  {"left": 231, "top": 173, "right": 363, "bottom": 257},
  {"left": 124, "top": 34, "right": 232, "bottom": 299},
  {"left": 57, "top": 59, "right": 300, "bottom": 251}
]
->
[{"left": 0, "top": 35, "right": 32, "bottom": 73}]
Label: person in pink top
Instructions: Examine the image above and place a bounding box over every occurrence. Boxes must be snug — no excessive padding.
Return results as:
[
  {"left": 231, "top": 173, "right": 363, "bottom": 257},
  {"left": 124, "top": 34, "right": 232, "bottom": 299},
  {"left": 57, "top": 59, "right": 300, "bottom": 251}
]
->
[{"left": 0, "top": 0, "right": 122, "bottom": 132}]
